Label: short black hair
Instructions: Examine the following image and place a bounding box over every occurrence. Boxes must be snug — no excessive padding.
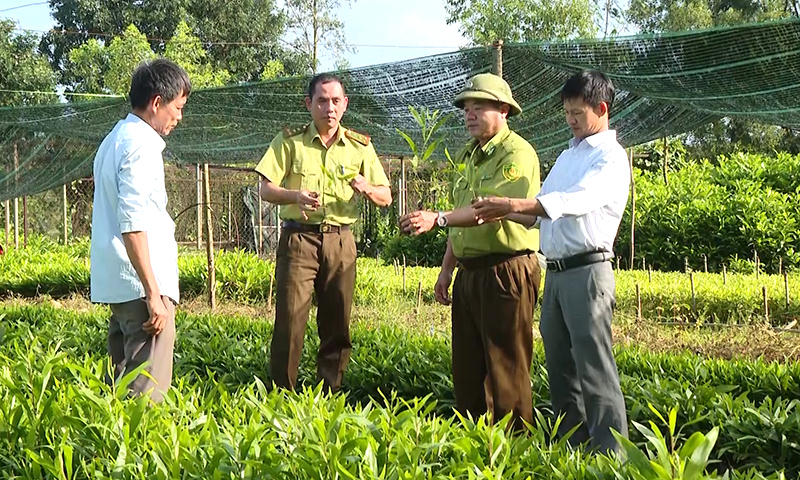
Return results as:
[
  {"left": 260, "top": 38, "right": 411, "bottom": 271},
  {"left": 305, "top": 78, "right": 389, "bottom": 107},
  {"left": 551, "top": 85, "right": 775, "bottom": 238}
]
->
[
  {"left": 307, "top": 73, "right": 345, "bottom": 99},
  {"left": 129, "top": 59, "right": 192, "bottom": 110},
  {"left": 560, "top": 70, "right": 615, "bottom": 112}
]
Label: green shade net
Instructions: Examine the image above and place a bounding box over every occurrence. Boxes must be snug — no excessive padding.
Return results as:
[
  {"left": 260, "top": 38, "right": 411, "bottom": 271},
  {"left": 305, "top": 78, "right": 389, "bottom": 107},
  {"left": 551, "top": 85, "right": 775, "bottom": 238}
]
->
[{"left": 1, "top": 18, "right": 799, "bottom": 201}]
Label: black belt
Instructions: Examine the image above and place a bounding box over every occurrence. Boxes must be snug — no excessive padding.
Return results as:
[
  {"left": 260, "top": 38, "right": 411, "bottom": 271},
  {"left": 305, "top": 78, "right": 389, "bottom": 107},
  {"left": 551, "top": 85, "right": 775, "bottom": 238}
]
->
[
  {"left": 282, "top": 221, "right": 350, "bottom": 233},
  {"left": 546, "top": 251, "right": 612, "bottom": 272},
  {"left": 457, "top": 250, "right": 534, "bottom": 271}
]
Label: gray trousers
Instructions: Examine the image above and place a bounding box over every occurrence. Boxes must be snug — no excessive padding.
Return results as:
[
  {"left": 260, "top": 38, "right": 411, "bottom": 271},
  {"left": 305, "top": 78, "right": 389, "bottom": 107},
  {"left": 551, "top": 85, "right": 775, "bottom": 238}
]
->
[
  {"left": 539, "top": 261, "right": 628, "bottom": 453},
  {"left": 107, "top": 296, "right": 176, "bottom": 403}
]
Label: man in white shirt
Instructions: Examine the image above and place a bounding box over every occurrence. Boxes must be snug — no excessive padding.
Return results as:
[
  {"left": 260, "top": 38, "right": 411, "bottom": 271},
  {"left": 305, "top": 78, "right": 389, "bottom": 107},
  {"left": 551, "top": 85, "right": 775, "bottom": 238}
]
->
[
  {"left": 90, "top": 59, "right": 191, "bottom": 403},
  {"left": 472, "top": 70, "right": 629, "bottom": 453}
]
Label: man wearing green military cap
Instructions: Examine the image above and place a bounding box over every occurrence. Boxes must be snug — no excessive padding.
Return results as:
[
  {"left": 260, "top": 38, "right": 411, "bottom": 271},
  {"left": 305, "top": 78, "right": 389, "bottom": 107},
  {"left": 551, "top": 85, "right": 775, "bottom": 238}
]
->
[
  {"left": 256, "top": 73, "right": 392, "bottom": 393},
  {"left": 400, "top": 73, "right": 541, "bottom": 430}
]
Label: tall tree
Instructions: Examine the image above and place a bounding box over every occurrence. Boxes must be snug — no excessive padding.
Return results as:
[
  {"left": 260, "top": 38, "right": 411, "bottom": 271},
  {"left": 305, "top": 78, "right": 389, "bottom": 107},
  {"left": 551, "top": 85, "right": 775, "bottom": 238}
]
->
[
  {"left": 627, "top": 0, "right": 795, "bottom": 33},
  {"left": 444, "top": 0, "right": 598, "bottom": 44},
  {"left": 42, "top": 0, "right": 292, "bottom": 83},
  {"left": 0, "top": 20, "right": 57, "bottom": 107},
  {"left": 283, "top": 0, "right": 354, "bottom": 74},
  {"left": 64, "top": 23, "right": 230, "bottom": 97}
]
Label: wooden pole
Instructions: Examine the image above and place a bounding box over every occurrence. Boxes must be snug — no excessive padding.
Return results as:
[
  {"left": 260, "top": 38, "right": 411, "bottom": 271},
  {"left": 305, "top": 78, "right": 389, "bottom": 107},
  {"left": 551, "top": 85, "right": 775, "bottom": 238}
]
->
[
  {"left": 684, "top": 257, "right": 689, "bottom": 273},
  {"left": 636, "top": 283, "right": 642, "bottom": 321},
  {"left": 227, "top": 192, "right": 232, "bottom": 243},
  {"left": 629, "top": 148, "right": 635, "bottom": 270},
  {"left": 22, "top": 196, "right": 27, "bottom": 248},
  {"left": 399, "top": 157, "right": 406, "bottom": 217},
  {"left": 13, "top": 197, "right": 18, "bottom": 249},
  {"left": 62, "top": 184, "right": 68, "bottom": 245},
  {"left": 257, "top": 181, "right": 263, "bottom": 256},
  {"left": 779, "top": 257, "right": 783, "bottom": 276},
  {"left": 690, "top": 272, "right": 696, "bottom": 315},
  {"left": 648, "top": 266, "right": 652, "bottom": 283},
  {"left": 662, "top": 135, "right": 669, "bottom": 185},
  {"left": 203, "top": 164, "right": 216, "bottom": 310},
  {"left": 402, "top": 254, "right": 407, "bottom": 294},
  {"left": 196, "top": 164, "right": 202, "bottom": 250},
  {"left": 416, "top": 280, "right": 423, "bottom": 314},
  {"left": 703, "top": 254, "right": 708, "bottom": 273},
  {"left": 762, "top": 285, "right": 769, "bottom": 324},
  {"left": 723, "top": 264, "right": 727, "bottom": 285},
  {"left": 492, "top": 39, "right": 504, "bottom": 78},
  {"left": 4, "top": 200, "right": 9, "bottom": 248},
  {"left": 785, "top": 272, "right": 790, "bottom": 310},
  {"left": 13, "top": 142, "right": 19, "bottom": 249}
]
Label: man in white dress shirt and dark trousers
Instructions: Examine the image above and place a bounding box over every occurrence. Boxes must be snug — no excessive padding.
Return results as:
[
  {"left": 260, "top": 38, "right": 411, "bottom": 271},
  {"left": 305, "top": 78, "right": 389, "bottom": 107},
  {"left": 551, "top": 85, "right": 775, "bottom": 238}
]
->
[
  {"left": 90, "top": 59, "right": 191, "bottom": 403},
  {"left": 472, "top": 70, "right": 629, "bottom": 453}
]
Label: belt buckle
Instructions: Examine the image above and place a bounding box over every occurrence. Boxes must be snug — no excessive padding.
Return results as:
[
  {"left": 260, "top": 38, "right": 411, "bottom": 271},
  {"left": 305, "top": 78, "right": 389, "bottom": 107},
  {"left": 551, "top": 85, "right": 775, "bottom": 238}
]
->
[
  {"left": 319, "top": 223, "right": 332, "bottom": 233},
  {"left": 555, "top": 259, "right": 565, "bottom": 271}
]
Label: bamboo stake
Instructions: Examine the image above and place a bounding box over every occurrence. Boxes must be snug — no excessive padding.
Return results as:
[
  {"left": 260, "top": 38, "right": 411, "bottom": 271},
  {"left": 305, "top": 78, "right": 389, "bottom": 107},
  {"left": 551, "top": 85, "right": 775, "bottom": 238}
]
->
[
  {"left": 196, "top": 164, "right": 202, "bottom": 250},
  {"left": 762, "top": 285, "right": 769, "bottom": 324},
  {"left": 227, "top": 192, "right": 232, "bottom": 243},
  {"left": 690, "top": 272, "right": 696, "bottom": 315},
  {"left": 416, "top": 280, "right": 423, "bottom": 314},
  {"left": 62, "top": 184, "right": 68, "bottom": 245},
  {"left": 203, "top": 164, "right": 216, "bottom": 310},
  {"left": 648, "top": 266, "right": 653, "bottom": 283},
  {"left": 13, "top": 197, "right": 18, "bottom": 249},
  {"left": 723, "top": 264, "right": 727, "bottom": 285},
  {"left": 22, "top": 196, "right": 27, "bottom": 248},
  {"left": 703, "top": 254, "right": 707, "bottom": 273},
  {"left": 257, "top": 181, "right": 263, "bottom": 256},
  {"left": 4, "top": 200, "right": 8, "bottom": 248},
  {"left": 785, "top": 272, "right": 790, "bottom": 310},
  {"left": 636, "top": 283, "right": 642, "bottom": 321},
  {"left": 402, "top": 254, "right": 407, "bottom": 294}
]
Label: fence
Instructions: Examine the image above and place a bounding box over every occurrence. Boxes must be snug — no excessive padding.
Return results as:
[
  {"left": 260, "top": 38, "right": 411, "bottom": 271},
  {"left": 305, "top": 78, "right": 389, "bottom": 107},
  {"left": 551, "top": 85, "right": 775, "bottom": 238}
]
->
[{"left": 0, "top": 159, "right": 436, "bottom": 257}]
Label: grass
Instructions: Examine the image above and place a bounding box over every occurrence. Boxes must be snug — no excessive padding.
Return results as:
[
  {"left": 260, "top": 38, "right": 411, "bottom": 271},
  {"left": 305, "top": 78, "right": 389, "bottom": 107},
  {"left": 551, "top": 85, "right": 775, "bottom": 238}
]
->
[{"left": 1, "top": 236, "right": 799, "bottom": 326}]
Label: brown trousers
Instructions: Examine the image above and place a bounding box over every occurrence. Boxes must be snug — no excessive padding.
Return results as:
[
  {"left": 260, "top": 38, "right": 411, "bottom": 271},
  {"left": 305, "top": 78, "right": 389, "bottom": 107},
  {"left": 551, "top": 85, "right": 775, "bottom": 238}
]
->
[
  {"left": 451, "top": 253, "right": 541, "bottom": 430},
  {"left": 271, "top": 228, "right": 357, "bottom": 392},
  {"left": 107, "top": 296, "right": 176, "bottom": 403}
]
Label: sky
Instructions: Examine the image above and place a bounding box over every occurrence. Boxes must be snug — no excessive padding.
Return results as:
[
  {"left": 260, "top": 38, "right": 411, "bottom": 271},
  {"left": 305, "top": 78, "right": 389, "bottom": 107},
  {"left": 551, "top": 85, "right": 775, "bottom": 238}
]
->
[{"left": 1, "top": 0, "right": 469, "bottom": 71}]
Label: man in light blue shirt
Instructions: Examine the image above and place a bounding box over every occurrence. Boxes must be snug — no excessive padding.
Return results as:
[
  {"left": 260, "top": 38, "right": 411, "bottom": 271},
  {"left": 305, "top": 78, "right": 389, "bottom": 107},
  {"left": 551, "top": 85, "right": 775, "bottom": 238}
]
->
[{"left": 90, "top": 59, "right": 191, "bottom": 403}]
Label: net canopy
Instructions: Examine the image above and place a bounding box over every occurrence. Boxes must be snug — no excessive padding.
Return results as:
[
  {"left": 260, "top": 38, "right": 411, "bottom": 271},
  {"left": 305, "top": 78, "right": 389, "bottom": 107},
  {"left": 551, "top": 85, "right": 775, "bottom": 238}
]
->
[{"left": 1, "top": 18, "right": 799, "bottom": 201}]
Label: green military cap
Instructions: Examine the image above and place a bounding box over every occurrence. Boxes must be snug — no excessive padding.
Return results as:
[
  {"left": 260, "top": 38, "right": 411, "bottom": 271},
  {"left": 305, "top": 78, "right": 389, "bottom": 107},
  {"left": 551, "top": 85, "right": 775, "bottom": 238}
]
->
[{"left": 453, "top": 73, "right": 522, "bottom": 117}]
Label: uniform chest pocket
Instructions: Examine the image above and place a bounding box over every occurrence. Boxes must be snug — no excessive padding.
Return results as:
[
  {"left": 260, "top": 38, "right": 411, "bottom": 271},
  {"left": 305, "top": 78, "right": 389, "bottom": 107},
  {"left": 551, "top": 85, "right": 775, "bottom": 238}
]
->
[{"left": 289, "top": 160, "right": 319, "bottom": 191}]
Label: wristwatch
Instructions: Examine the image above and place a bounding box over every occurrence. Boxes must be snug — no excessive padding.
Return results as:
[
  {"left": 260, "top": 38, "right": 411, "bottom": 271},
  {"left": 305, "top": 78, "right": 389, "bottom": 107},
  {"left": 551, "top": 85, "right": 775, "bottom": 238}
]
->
[{"left": 436, "top": 211, "right": 448, "bottom": 227}]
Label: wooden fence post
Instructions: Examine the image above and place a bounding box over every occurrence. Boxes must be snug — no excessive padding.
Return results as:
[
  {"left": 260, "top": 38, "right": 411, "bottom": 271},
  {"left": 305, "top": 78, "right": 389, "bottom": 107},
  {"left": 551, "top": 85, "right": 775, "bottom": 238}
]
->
[
  {"left": 62, "top": 184, "right": 68, "bottom": 245},
  {"left": 203, "top": 164, "right": 216, "bottom": 310},
  {"left": 492, "top": 39, "right": 504, "bottom": 78},
  {"left": 196, "top": 164, "right": 202, "bottom": 250}
]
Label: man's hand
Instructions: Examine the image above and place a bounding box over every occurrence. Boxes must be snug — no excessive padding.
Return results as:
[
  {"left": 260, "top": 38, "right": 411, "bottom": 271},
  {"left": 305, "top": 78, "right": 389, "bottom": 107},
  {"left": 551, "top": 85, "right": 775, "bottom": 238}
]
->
[
  {"left": 350, "top": 174, "right": 372, "bottom": 196},
  {"left": 295, "top": 190, "right": 321, "bottom": 220},
  {"left": 434, "top": 270, "right": 453, "bottom": 306},
  {"left": 472, "top": 196, "right": 515, "bottom": 224},
  {"left": 142, "top": 296, "right": 169, "bottom": 335},
  {"left": 399, "top": 210, "right": 437, "bottom": 236}
]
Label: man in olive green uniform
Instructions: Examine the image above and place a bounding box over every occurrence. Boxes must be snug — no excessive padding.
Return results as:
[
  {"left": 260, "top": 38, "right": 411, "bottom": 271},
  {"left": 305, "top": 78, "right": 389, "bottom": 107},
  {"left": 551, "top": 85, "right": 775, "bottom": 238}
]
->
[
  {"left": 256, "top": 73, "right": 392, "bottom": 392},
  {"left": 400, "top": 73, "right": 541, "bottom": 429}
]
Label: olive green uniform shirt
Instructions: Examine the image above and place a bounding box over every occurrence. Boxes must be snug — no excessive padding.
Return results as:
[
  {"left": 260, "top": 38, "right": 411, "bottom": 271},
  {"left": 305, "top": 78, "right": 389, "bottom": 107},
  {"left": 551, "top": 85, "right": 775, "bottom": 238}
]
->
[
  {"left": 255, "top": 123, "right": 390, "bottom": 226},
  {"left": 449, "top": 125, "right": 540, "bottom": 258}
]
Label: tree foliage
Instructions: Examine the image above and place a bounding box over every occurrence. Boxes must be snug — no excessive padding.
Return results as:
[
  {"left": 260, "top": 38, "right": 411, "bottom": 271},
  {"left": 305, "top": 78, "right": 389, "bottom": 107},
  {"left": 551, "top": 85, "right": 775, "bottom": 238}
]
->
[
  {"left": 0, "top": 20, "right": 57, "bottom": 107},
  {"left": 444, "top": 0, "right": 598, "bottom": 44},
  {"left": 43, "top": 0, "right": 291, "bottom": 82},
  {"left": 284, "top": 0, "right": 354, "bottom": 74}
]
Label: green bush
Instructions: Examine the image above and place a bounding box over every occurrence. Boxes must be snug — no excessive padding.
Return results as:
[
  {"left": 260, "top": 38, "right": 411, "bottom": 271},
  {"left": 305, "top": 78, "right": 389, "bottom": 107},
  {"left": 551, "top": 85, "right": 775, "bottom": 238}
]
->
[
  {"left": 380, "top": 228, "right": 448, "bottom": 267},
  {"left": 616, "top": 152, "right": 800, "bottom": 273}
]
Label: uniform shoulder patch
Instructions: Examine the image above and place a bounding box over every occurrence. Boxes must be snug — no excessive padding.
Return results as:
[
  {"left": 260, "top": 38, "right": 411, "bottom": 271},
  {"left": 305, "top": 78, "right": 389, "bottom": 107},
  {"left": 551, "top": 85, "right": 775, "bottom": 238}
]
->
[
  {"left": 502, "top": 163, "right": 522, "bottom": 182},
  {"left": 282, "top": 124, "right": 309, "bottom": 138},
  {"left": 345, "top": 129, "right": 370, "bottom": 146}
]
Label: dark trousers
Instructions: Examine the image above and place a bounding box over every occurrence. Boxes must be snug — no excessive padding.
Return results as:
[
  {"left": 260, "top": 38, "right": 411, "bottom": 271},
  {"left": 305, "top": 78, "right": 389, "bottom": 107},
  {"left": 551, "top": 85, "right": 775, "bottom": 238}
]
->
[
  {"left": 107, "top": 296, "right": 176, "bottom": 403},
  {"left": 451, "top": 253, "right": 541, "bottom": 430},
  {"left": 270, "top": 228, "right": 357, "bottom": 392},
  {"left": 540, "top": 261, "right": 628, "bottom": 453}
]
